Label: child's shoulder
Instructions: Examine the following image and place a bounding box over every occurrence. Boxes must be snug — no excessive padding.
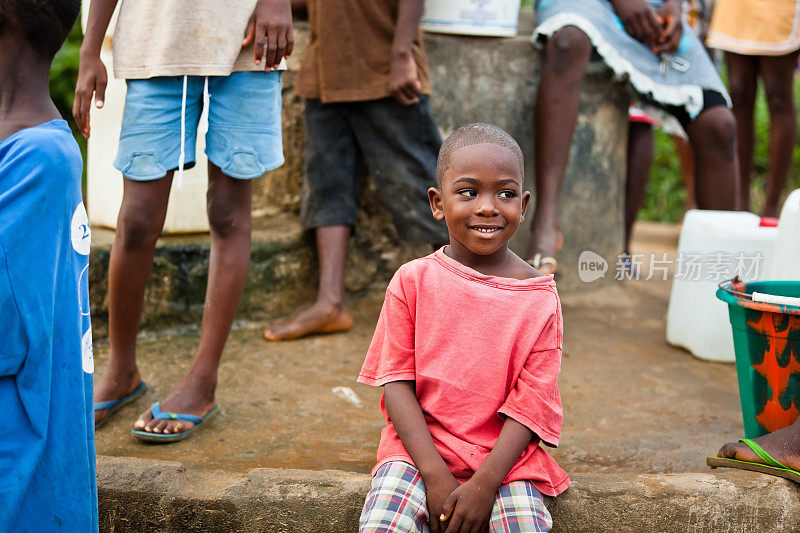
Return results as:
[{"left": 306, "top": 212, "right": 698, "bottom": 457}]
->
[
  {"left": 396, "top": 252, "right": 438, "bottom": 275},
  {"left": 387, "top": 253, "right": 438, "bottom": 292},
  {"left": 1, "top": 120, "right": 80, "bottom": 178},
  {"left": 505, "top": 251, "right": 549, "bottom": 281},
  {"left": 2, "top": 120, "right": 78, "bottom": 157}
]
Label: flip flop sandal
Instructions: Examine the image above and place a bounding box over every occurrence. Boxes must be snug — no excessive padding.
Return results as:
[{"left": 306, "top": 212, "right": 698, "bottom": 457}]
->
[
  {"left": 527, "top": 253, "right": 559, "bottom": 276},
  {"left": 132, "top": 402, "right": 219, "bottom": 443},
  {"left": 707, "top": 438, "right": 800, "bottom": 483},
  {"left": 94, "top": 380, "right": 147, "bottom": 429}
]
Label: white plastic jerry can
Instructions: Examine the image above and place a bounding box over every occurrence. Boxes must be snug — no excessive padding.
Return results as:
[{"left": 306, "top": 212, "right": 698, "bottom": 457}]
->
[
  {"left": 665, "top": 210, "right": 778, "bottom": 362},
  {"left": 771, "top": 188, "right": 800, "bottom": 281}
]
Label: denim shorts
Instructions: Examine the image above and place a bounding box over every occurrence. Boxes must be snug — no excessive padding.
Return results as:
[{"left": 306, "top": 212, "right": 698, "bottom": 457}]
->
[
  {"left": 301, "top": 96, "right": 448, "bottom": 244},
  {"left": 114, "top": 71, "right": 284, "bottom": 180}
]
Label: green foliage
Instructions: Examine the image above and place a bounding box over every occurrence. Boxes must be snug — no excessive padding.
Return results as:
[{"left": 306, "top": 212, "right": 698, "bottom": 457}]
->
[
  {"left": 50, "top": 20, "right": 81, "bottom": 127},
  {"left": 49, "top": 20, "right": 86, "bottom": 185},
  {"left": 641, "top": 75, "right": 800, "bottom": 223}
]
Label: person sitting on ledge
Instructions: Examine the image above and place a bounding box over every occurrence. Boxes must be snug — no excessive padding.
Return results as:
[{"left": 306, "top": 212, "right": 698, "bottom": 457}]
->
[
  {"left": 262, "top": 0, "right": 448, "bottom": 342},
  {"left": 527, "top": 0, "right": 739, "bottom": 275},
  {"left": 358, "top": 124, "right": 568, "bottom": 533}
]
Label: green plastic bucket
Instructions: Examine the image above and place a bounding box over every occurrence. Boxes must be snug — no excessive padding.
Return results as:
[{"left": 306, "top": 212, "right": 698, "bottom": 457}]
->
[{"left": 716, "top": 280, "right": 800, "bottom": 438}]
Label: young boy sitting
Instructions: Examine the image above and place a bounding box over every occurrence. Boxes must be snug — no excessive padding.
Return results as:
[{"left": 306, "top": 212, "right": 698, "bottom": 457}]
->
[
  {"left": 0, "top": 0, "right": 97, "bottom": 530},
  {"left": 357, "top": 124, "right": 569, "bottom": 533}
]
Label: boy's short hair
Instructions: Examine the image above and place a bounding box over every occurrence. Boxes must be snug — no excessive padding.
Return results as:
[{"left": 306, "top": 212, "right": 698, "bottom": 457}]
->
[
  {"left": 1, "top": 0, "right": 80, "bottom": 59},
  {"left": 436, "top": 123, "right": 524, "bottom": 186}
]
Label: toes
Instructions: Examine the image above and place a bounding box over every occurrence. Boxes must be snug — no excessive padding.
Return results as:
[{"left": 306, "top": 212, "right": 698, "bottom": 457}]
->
[
  {"left": 717, "top": 442, "right": 739, "bottom": 458},
  {"left": 718, "top": 441, "right": 757, "bottom": 462},
  {"left": 135, "top": 410, "right": 153, "bottom": 430}
]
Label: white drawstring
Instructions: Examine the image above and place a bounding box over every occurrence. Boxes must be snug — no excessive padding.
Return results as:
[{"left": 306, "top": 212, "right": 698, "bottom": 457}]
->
[
  {"left": 177, "top": 75, "right": 188, "bottom": 192},
  {"left": 201, "top": 76, "right": 210, "bottom": 136}
]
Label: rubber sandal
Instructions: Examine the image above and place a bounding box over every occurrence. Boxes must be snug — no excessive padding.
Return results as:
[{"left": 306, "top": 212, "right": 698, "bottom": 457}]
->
[
  {"left": 707, "top": 438, "right": 800, "bottom": 483},
  {"left": 94, "top": 380, "right": 147, "bottom": 429},
  {"left": 526, "top": 253, "right": 559, "bottom": 276},
  {"left": 132, "top": 402, "right": 219, "bottom": 443}
]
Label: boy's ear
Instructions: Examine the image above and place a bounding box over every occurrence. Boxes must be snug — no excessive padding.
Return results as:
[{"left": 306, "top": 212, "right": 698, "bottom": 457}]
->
[
  {"left": 520, "top": 190, "right": 531, "bottom": 220},
  {"left": 428, "top": 186, "right": 445, "bottom": 221}
]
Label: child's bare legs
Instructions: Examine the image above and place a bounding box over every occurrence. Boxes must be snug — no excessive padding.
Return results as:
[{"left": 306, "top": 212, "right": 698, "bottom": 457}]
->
[
  {"left": 673, "top": 135, "right": 698, "bottom": 211},
  {"left": 760, "top": 50, "right": 799, "bottom": 218},
  {"left": 527, "top": 26, "right": 593, "bottom": 270},
  {"left": 686, "top": 106, "right": 739, "bottom": 210},
  {"left": 717, "top": 417, "right": 800, "bottom": 471},
  {"left": 726, "top": 52, "right": 759, "bottom": 212},
  {"left": 262, "top": 225, "right": 353, "bottom": 341},
  {"left": 135, "top": 163, "right": 252, "bottom": 434},
  {"left": 624, "top": 122, "right": 654, "bottom": 255},
  {"left": 93, "top": 174, "right": 174, "bottom": 426}
]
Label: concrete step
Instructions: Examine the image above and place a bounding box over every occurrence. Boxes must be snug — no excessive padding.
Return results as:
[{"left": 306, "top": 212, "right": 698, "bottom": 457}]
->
[{"left": 97, "top": 455, "right": 800, "bottom": 532}]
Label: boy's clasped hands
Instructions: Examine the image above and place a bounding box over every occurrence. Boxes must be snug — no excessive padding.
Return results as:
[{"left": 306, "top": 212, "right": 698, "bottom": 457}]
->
[
  {"left": 610, "top": 0, "right": 683, "bottom": 54},
  {"left": 431, "top": 471, "right": 498, "bottom": 533}
]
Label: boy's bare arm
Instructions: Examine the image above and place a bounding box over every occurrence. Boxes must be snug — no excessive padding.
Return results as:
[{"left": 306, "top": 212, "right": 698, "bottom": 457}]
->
[
  {"left": 389, "top": 0, "right": 424, "bottom": 105},
  {"left": 384, "top": 381, "right": 459, "bottom": 533},
  {"left": 73, "top": 0, "right": 118, "bottom": 138},
  {"left": 440, "top": 417, "right": 534, "bottom": 533},
  {"left": 243, "top": 0, "right": 294, "bottom": 70}
]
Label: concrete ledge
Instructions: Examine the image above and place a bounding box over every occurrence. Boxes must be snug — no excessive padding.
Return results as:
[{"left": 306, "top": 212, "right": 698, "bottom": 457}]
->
[{"left": 97, "top": 456, "right": 800, "bottom": 532}]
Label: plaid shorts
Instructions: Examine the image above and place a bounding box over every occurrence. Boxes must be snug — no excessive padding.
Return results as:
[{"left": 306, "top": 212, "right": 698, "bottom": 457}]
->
[{"left": 359, "top": 462, "right": 553, "bottom": 532}]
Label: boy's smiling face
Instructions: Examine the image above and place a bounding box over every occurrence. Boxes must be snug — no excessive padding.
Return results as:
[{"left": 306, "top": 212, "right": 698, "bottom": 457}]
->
[{"left": 428, "top": 142, "right": 530, "bottom": 261}]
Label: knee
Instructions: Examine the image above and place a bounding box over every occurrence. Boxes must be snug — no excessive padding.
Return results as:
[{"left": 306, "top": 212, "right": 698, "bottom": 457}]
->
[
  {"left": 692, "top": 107, "right": 737, "bottom": 156},
  {"left": 763, "top": 82, "right": 795, "bottom": 113},
  {"left": 728, "top": 77, "right": 755, "bottom": 105},
  {"left": 545, "top": 26, "right": 593, "bottom": 74},
  {"left": 116, "top": 207, "right": 163, "bottom": 250},
  {"left": 207, "top": 197, "right": 250, "bottom": 239}
]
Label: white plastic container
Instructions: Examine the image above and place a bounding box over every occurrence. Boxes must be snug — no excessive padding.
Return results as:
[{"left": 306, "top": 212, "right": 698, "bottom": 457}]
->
[
  {"left": 82, "top": 0, "right": 210, "bottom": 233},
  {"left": 422, "top": 0, "right": 522, "bottom": 37},
  {"left": 666, "top": 210, "right": 778, "bottom": 362},
  {"left": 771, "top": 188, "right": 800, "bottom": 281}
]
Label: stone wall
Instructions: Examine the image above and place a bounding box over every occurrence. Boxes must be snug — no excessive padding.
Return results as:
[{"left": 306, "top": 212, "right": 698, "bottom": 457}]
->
[{"left": 253, "top": 13, "right": 628, "bottom": 292}]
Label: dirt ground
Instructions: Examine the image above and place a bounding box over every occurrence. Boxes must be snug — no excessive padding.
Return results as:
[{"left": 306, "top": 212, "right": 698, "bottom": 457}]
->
[{"left": 94, "top": 222, "right": 743, "bottom": 476}]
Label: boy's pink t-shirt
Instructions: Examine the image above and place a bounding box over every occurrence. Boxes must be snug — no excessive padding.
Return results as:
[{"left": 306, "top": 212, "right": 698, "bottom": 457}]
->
[{"left": 357, "top": 249, "right": 570, "bottom": 497}]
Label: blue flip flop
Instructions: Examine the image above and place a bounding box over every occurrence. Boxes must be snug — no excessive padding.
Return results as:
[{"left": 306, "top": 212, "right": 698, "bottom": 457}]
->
[
  {"left": 131, "top": 402, "right": 219, "bottom": 443},
  {"left": 94, "top": 380, "right": 147, "bottom": 429}
]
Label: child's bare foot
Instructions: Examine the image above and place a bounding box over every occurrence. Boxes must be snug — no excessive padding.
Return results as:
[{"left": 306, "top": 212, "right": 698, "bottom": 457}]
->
[
  {"left": 262, "top": 301, "right": 354, "bottom": 341},
  {"left": 717, "top": 421, "right": 800, "bottom": 471},
  {"left": 93, "top": 366, "right": 142, "bottom": 426},
  {"left": 526, "top": 225, "right": 563, "bottom": 275},
  {"left": 134, "top": 375, "right": 216, "bottom": 435}
]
